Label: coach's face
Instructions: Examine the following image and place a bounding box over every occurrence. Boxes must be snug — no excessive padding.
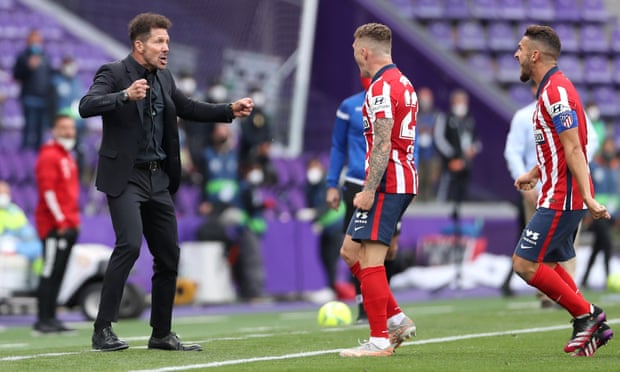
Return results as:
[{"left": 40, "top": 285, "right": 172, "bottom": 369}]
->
[
  {"left": 514, "top": 37, "right": 533, "bottom": 82},
  {"left": 135, "top": 28, "right": 169, "bottom": 71}
]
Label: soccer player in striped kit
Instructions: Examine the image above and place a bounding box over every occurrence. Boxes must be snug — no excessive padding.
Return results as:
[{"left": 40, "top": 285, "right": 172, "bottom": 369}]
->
[
  {"left": 512, "top": 25, "right": 613, "bottom": 357},
  {"left": 33, "top": 114, "right": 80, "bottom": 334},
  {"left": 339, "top": 23, "right": 417, "bottom": 357}
]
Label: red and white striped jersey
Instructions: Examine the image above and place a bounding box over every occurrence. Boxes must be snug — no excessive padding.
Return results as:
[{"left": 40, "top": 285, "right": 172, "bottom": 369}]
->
[
  {"left": 362, "top": 64, "right": 418, "bottom": 194},
  {"left": 533, "top": 67, "right": 592, "bottom": 210}
]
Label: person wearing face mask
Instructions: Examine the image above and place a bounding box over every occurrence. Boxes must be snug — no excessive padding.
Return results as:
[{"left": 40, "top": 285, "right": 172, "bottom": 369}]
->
[
  {"left": 12, "top": 29, "right": 55, "bottom": 151},
  {"left": 0, "top": 180, "right": 43, "bottom": 271},
  {"left": 585, "top": 101, "right": 606, "bottom": 152},
  {"left": 238, "top": 86, "right": 277, "bottom": 185},
  {"left": 298, "top": 158, "right": 345, "bottom": 302},
  {"left": 416, "top": 87, "right": 445, "bottom": 202},
  {"left": 581, "top": 137, "right": 619, "bottom": 289},
  {"left": 52, "top": 56, "right": 87, "bottom": 180},
  {"left": 33, "top": 114, "right": 80, "bottom": 334},
  {"left": 434, "top": 88, "right": 481, "bottom": 204}
]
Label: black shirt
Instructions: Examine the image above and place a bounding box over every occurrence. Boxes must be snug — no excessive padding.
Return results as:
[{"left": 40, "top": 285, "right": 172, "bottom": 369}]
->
[{"left": 126, "top": 56, "right": 166, "bottom": 163}]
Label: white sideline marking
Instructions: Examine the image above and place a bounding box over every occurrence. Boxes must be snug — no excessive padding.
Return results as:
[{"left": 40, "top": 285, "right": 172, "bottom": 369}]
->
[
  {"left": 0, "top": 344, "right": 28, "bottom": 349},
  {"left": 2, "top": 319, "right": 618, "bottom": 366},
  {"left": 129, "top": 319, "right": 620, "bottom": 372}
]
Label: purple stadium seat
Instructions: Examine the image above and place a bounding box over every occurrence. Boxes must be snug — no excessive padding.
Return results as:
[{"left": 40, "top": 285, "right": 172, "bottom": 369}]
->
[
  {"left": 456, "top": 21, "right": 487, "bottom": 51},
  {"left": 412, "top": 0, "right": 444, "bottom": 20},
  {"left": 554, "top": 0, "right": 581, "bottom": 22},
  {"left": 498, "top": 0, "right": 526, "bottom": 21},
  {"left": 508, "top": 84, "right": 534, "bottom": 107},
  {"left": 580, "top": 24, "right": 609, "bottom": 53},
  {"left": 270, "top": 158, "right": 291, "bottom": 187},
  {"left": 426, "top": 21, "right": 455, "bottom": 50},
  {"left": 444, "top": 0, "right": 471, "bottom": 20},
  {"left": 610, "top": 24, "right": 620, "bottom": 54},
  {"left": 583, "top": 55, "right": 612, "bottom": 84},
  {"left": 582, "top": 0, "right": 609, "bottom": 23},
  {"left": 487, "top": 21, "right": 517, "bottom": 52},
  {"left": 389, "top": 0, "right": 415, "bottom": 19},
  {"left": 285, "top": 188, "right": 307, "bottom": 212},
  {"left": 552, "top": 24, "right": 579, "bottom": 53},
  {"left": 590, "top": 86, "right": 618, "bottom": 117},
  {"left": 470, "top": 0, "right": 497, "bottom": 20},
  {"left": 466, "top": 54, "right": 496, "bottom": 82},
  {"left": 496, "top": 53, "right": 521, "bottom": 83},
  {"left": 526, "top": 0, "right": 555, "bottom": 21},
  {"left": 613, "top": 57, "right": 620, "bottom": 84},
  {"left": 558, "top": 55, "right": 583, "bottom": 84}
]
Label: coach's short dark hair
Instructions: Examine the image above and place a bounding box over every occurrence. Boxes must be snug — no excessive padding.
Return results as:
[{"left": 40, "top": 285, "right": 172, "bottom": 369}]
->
[
  {"left": 524, "top": 25, "right": 561, "bottom": 59},
  {"left": 128, "top": 13, "right": 172, "bottom": 42}
]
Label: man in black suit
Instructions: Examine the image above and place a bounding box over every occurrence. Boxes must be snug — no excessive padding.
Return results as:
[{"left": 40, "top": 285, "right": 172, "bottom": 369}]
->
[{"left": 79, "top": 13, "right": 253, "bottom": 352}]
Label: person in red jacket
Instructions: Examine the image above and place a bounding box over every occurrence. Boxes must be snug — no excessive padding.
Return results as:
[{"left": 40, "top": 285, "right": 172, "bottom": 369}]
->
[{"left": 33, "top": 113, "right": 80, "bottom": 334}]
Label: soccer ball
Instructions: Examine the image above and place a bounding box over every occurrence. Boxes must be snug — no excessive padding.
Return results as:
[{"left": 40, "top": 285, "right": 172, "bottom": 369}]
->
[
  {"left": 317, "top": 301, "right": 352, "bottom": 327},
  {"left": 607, "top": 272, "right": 620, "bottom": 292}
]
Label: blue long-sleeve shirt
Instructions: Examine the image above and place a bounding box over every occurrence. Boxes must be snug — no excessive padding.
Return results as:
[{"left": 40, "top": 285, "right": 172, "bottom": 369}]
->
[{"left": 326, "top": 91, "right": 367, "bottom": 188}]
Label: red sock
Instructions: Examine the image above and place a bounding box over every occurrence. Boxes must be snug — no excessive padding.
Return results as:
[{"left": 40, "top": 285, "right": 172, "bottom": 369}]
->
[
  {"left": 349, "top": 261, "right": 361, "bottom": 280},
  {"left": 386, "top": 291, "right": 401, "bottom": 319},
  {"left": 529, "top": 264, "right": 590, "bottom": 317},
  {"left": 554, "top": 264, "right": 582, "bottom": 297},
  {"left": 359, "top": 266, "right": 389, "bottom": 338}
]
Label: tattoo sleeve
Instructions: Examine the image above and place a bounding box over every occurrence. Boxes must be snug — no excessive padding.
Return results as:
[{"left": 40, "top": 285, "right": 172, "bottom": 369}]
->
[{"left": 364, "top": 117, "right": 393, "bottom": 191}]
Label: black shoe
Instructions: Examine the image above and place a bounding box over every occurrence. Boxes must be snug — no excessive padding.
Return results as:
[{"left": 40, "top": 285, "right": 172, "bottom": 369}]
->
[
  {"left": 355, "top": 313, "right": 369, "bottom": 325},
  {"left": 564, "top": 305, "right": 606, "bottom": 354},
  {"left": 33, "top": 319, "right": 75, "bottom": 335},
  {"left": 51, "top": 319, "right": 75, "bottom": 333},
  {"left": 148, "top": 332, "right": 202, "bottom": 351},
  {"left": 92, "top": 327, "right": 129, "bottom": 351}
]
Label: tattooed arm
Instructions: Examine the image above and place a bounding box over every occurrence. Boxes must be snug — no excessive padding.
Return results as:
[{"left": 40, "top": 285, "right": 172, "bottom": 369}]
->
[{"left": 354, "top": 117, "right": 393, "bottom": 210}]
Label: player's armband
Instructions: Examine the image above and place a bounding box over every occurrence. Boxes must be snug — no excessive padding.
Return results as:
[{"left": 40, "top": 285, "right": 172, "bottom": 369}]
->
[{"left": 551, "top": 109, "right": 578, "bottom": 133}]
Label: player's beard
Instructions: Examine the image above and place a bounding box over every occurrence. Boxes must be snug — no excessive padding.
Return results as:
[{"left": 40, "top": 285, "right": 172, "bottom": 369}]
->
[{"left": 519, "top": 59, "right": 532, "bottom": 83}]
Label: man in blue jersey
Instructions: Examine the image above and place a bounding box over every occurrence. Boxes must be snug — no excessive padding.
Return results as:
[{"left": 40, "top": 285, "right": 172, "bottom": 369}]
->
[{"left": 326, "top": 76, "right": 403, "bottom": 323}]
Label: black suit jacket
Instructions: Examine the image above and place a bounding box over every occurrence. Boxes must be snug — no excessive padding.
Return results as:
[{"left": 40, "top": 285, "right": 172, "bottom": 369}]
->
[{"left": 79, "top": 56, "right": 233, "bottom": 197}]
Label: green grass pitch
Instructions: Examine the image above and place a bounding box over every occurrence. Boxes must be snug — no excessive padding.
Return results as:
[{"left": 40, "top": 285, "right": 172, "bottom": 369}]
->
[{"left": 1, "top": 290, "right": 618, "bottom": 371}]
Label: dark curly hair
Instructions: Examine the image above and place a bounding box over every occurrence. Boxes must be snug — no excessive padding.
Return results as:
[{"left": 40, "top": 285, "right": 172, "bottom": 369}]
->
[{"left": 128, "top": 13, "right": 172, "bottom": 42}]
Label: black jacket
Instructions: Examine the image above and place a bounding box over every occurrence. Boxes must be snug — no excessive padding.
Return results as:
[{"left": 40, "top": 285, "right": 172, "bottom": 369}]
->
[{"left": 79, "top": 55, "right": 233, "bottom": 196}]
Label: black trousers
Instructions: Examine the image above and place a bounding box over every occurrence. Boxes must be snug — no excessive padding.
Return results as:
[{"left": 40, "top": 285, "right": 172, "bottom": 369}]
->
[
  {"left": 37, "top": 228, "right": 78, "bottom": 321},
  {"left": 96, "top": 167, "right": 179, "bottom": 334}
]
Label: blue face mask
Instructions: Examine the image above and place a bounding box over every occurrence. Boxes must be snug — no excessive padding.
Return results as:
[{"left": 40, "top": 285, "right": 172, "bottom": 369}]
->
[{"left": 30, "top": 44, "right": 42, "bottom": 54}]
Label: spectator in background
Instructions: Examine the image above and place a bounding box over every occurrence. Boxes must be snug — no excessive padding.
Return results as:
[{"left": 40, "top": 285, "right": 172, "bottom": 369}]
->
[
  {"left": 52, "top": 56, "right": 87, "bottom": 180},
  {"left": 33, "top": 114, "right": 80, "bottom": 334},
  {"left": 415, "top": 87, "right": 444, "bottom": 201},
  {"left": 581, "top": 137, "right": 619, "bottom": 289},
  {"left": 176, "top": 71, "right": 208, "bottom": 185},
  {"left": 234, "top": 159, "right": 270, "bottom": 302},
  {"left": 434, "top": 88, "right": 480, "bottom": 204},
  {"left": 0, "top": 180, "right": 42, "bottom": 272},
  {"left": 585, "top": 101, "right": 606, "bottom": 152},
  {"left": 196, "top": 124, "right": 267, "bottom": 302},
  {"left": 12, "top": 29, "right": 54, "bottom": 151},
  {"left": 238, "top": 86, "right": 277, "bottom": 185},
  {"left": 298, "top": 157, "right": 345, "bottom": 302}
]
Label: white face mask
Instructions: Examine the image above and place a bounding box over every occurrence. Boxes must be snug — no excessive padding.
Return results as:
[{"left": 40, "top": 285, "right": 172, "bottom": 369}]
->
[
  {"left": 247, "top": 169, "right": 264, "bottom": 185},
  {"left": 178, "top": 78, "right": 197, "bottom": 96},
  {"left": 251, "top": 92, "right": 266, "bottom": 108},
  {"left": 306, "top": 168, "right": 323, "bottom": 185},
  {"left": 0, "top": 194, "right": 11, "bottom": 208},
  {"left": 61, "top": 62, "right": 78, "bottom": 77},
  {"left": 587, "top": 107, "right": 600, "bottom": 121},
  {"left": 56, "top": 137, "right": 76, "bottom": 151},
  {"left": 451, "top": 103, "right": 468, "bottom": 118}
]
